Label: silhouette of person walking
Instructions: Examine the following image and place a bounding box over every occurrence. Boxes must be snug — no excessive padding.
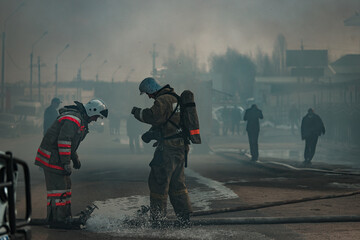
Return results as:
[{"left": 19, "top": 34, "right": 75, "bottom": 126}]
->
[{"left": 243, "top": 104, "right": 263, "bottom": 161}]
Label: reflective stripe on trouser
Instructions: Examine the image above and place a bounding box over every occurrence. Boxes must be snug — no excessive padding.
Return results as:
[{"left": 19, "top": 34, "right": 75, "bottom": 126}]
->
[
  {"left": 44, "top": 170, "right": 72, "bottom": 223},
  {"left": 148, "top": 146, "right": 192, "bottom": 220}
]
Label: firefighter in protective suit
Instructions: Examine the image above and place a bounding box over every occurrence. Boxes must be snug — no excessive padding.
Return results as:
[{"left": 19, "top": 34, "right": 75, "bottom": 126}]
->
[
  {"left": 131, "top": 77, "right": 192, "bottom": 227},
  {"left": 35, "top": 99, "right": 108, "bottom": 228}
]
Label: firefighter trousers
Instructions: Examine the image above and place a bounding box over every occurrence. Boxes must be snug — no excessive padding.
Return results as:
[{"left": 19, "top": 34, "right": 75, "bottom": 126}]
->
[
  {"left": 44, "top": 170, "right": 72, "bottom": 223},
  {"left": 148, "top": 146, "right": 192, "bottom": 221}
]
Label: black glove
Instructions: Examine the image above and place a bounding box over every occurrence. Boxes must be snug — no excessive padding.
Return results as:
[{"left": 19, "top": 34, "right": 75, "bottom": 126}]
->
[
  {"left": 131, "top": 107, "right": 141, "bottom": 115},
  {"left": 64, "top": 164, "right": 72, "bottom": 176},
  {"left": 71, "top": 152, "right": 81, "bottom": 169},
  {"left": 73, "top": 159, "right": 81, "bottom": 169},
  {"left": 141, "top": 130, "right": 161, "bottom": 143}
]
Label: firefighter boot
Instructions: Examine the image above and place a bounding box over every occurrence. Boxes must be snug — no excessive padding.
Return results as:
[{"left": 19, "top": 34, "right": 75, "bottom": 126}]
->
[{"left": 150, "top": 197, "right": 167, "bottom": 229}]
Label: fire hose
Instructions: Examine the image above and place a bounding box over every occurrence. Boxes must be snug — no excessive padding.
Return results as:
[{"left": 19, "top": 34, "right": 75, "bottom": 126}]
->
[
  {"left": 192, "top": 190, "right": 360, "bottom": 216},
  {"left": 186, "top": 215, "right": 360, "bottom": 226}
]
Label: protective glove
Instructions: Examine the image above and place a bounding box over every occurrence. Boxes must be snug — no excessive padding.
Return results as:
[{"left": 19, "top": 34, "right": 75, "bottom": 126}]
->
[
  {"left": 131, "top": 107, "right": 141, "bottom": 115},
  {"left": 64, "top": 164, "right": 72, "bottom": 176},
  {"left": 73, "top": 159, "right": 81, "bottom": 169},
  {"left": 72, "top": 152, "right": 81, "bottom": 169}
]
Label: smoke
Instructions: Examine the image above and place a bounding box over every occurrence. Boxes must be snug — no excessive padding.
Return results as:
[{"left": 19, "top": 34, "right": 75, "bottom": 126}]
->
[
  {"left": 210, "top": 48, "right": 256, "bottom": 101},
  {"left": 0, "top": 0, "right": 359, "bottom": 84}
]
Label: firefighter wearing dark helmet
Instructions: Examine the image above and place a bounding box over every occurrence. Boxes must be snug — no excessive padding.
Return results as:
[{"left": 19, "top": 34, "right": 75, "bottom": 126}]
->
[
  {"left": 35, "top": 99, "right": 108, "bottom": 229},
  {"left": 131, "top": 77, "right": 192, "bottom": 228}
]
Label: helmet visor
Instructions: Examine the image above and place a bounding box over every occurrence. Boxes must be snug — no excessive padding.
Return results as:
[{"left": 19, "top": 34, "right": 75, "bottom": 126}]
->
[{"left": 100, "top": 109, "right": 108, "bottom": 118}]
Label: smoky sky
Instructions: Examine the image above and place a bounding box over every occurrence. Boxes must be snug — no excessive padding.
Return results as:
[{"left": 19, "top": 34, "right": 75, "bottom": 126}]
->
[{"left": 0, "top": 0, "right": 359, "bottom": 85}]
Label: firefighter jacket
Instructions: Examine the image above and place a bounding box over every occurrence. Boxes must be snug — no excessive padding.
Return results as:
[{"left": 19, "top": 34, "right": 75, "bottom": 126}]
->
[
  {"left": 35, "top": 104, "right": 89, "bottom": 175},
  {"left": 133, "top": 85, "right": 185, "bottom": 148}
]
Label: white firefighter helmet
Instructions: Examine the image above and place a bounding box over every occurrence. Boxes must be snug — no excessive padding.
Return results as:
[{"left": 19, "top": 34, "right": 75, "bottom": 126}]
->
[
  {"left": 139, "top": 77, "right": 162, "bottom": 95},
  {"left": 84, "top": 99, "right": 108, "bottom": 119}
]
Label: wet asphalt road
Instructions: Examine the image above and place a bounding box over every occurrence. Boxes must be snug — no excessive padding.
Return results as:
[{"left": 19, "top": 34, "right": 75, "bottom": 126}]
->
[{"left": 2, "top": 127, "right": 360, "bottom": 239}]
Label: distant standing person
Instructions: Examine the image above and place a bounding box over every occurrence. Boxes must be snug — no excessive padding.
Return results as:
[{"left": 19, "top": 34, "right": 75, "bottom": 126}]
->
[
  {"left": 243, "top": 104, "right": 263, "bottom": 161},
  {"left": 301, "top": 108, "right": 325, "bottom": 165},
  {"left": 43, "top": 97, "right": 61, "bottom": 135}
]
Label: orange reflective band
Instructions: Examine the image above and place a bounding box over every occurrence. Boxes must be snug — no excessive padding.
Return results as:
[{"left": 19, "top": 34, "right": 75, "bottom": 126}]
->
[{"left": 190, "top": 129, "right": 200, "bottom": 135}]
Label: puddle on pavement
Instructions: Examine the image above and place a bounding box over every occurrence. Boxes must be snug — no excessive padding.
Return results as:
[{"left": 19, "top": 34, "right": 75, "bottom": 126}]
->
[{"left": 86, "top": 169, "right": 240, "bottom": 239}]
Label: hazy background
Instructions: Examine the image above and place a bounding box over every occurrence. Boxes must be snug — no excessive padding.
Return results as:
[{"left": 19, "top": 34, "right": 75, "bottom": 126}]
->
[{"left": 1, "top": 0, "right": 359, "bottom": 85}]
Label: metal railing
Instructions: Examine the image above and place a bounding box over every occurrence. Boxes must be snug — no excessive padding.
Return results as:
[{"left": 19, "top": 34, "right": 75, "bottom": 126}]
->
[{"left": 0, "top": 151, "right": 31, "bottom": 236}]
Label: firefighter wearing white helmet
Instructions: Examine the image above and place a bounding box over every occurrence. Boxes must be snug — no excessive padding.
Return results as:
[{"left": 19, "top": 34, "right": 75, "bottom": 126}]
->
[
  {"left": 131, "top": 77, "right": 192, "bottom": 228},
  {"left": 84, "top": 99, "right": 109, "bottom": 119},
  {"left": 35, "top": 99, "right": 108, "bottom": 229}
]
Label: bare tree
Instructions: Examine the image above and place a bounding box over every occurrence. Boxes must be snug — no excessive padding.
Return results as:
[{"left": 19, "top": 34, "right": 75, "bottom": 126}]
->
[
  {"left": 255, "top": 47, "right": 274, "bottom": 76},
  {"left": 209, "top": 48, "right": 256, "bottom": 102}
]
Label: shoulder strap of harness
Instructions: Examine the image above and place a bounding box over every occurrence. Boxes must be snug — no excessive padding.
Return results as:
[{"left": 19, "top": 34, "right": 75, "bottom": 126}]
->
[{"left": 163, "top": 92, "right": 181, "bottom": 130}]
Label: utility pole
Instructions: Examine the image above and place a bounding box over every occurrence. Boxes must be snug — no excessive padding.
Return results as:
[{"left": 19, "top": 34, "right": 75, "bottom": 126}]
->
[
  {"left": 1, "top": 1, "right": 25, "bottom": 111},
  {"left": 193, "top": 45, "right": 198, "bottom": 78},
  {"left": 30, "top": 31, "right": 48, "bottom": 100},
  {"left": 1, "top": 32, "right": 5, "bottom": 111},
  {"left": 77, "top": 68, "right": 81, "bottom": 101},
  {"left": 96, "top": 60, "right": 107, "bottom": 82},
  {"left": 111, "top": 65, "right": 121, "bottom": 83},
  {"left": 55, "top": 43, "right": 70, "bottom": 96},
  {"left": 149, "top": 43, "right": 158, "bottom": 77},
  {"left": 37, "top": 56, "right": 45, "bottom": 102},
  {"left": 77, "top": 53, "right": 92, "bottom": 100},
  {"left": 38, "top": 56, "right": 41, "bottom": 102}
]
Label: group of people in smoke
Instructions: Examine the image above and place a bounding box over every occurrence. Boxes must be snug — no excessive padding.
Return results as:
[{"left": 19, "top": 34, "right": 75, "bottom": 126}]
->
[
  {"left": 243, "top": 104, "right": 325, "bottom": 165},
  {"left": 37, "top": 77, "right": 193, "bottom": 229},
  {"left": 38, "top": 76, "right": 325, "bottom": 229}
]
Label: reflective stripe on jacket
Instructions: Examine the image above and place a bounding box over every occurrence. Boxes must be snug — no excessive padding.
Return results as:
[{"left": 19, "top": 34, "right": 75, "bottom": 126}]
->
[{"left": 35, "top": 107, "right": 88, "bottom": 174}]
